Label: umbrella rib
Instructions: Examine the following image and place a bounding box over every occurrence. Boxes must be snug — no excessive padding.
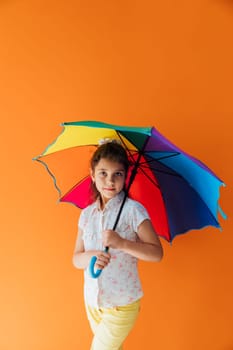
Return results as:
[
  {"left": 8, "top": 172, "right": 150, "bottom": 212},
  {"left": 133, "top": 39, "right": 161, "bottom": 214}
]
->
[
  {"left": 136, "top": 166, "right": 160, "bottom": 187},
  {"left": 138, "top": 161, "right": 183, "bottom": 177},
  {"left": 116, "top": 131, "right": 139, "bottom": 165},
  {"left": 139, "top": 165, "right": 182, "bottom": 180},
  {"left": 115, "top": 133, "right": 183, "bottom": 180},
  {"left": 138, "top": 153, "right": 183, "bottom": 177},
  {"left": 139, "top": 152, "right": 180, "bottom": 164},
  {"left": 138, "top": 162, "right": 183, "bottom": 177}
]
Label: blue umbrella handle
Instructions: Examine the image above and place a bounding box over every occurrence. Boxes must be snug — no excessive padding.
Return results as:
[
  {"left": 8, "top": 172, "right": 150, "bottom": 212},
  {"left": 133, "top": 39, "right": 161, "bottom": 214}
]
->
[{"left": 89, "top": 247, "right": 109, "bottom": 279}]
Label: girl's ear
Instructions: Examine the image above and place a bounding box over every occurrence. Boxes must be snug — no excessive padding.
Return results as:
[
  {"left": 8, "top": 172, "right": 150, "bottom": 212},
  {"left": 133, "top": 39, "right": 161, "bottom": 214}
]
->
[{"left": 90, "top": 169, "right": 95, "bottom": 182}]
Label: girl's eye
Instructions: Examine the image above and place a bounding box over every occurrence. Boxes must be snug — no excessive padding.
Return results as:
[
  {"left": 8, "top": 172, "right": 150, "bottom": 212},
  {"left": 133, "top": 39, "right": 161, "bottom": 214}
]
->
[{"left": 115, "top": 172, "right": 124, "bottom": 177}]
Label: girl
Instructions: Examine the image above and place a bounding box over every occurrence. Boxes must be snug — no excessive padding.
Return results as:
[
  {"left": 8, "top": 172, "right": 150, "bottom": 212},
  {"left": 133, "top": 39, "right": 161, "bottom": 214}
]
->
[{"left": 73, "top": 140, "right": 163, "bottom": 350}]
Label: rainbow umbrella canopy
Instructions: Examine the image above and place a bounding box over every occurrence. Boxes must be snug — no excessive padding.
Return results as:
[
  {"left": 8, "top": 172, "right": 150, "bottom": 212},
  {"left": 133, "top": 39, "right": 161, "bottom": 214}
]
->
[{"left": 34, "top": 120, "right": 226, "bottom": 242}]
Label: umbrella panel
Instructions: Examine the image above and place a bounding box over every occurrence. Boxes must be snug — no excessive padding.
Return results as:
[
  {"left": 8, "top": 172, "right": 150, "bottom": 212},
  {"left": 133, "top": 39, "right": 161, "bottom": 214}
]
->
[
  {"left": 38, "top": 145, "right": 96, "bottom": 197},
  {"left": 42, "top": 125, "right": 139, "bottom": 156},
  {"left": 128, "top": 169, "right": 170, "bottom": 241}
]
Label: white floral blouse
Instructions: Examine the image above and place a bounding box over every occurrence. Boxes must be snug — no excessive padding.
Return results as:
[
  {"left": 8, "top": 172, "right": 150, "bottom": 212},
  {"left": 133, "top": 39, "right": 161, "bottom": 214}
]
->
[{"left": 78, "top": 191, "right": 150, "bottom": 308}]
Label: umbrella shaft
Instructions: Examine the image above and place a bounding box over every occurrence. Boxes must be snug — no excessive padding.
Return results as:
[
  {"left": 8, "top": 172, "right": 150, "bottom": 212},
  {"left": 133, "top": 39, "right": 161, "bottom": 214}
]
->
[{"left": 111, "top": 136, "right": 150, "bottom": 231}]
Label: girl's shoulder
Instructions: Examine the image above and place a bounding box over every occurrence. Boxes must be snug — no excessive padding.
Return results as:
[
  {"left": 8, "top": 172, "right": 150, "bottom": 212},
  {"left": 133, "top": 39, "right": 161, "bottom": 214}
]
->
[
  {"left": 124, "top": 197, "right": 150, "bottom": 229},
  {"left": 80, "top": 201, "right": 97, "bottom": 215},
  {"left": 78, "top": 201, "right": 97, "bottom": 227},
  {"left": 125, "top": 196, "right": 148, "bottom": 211}
]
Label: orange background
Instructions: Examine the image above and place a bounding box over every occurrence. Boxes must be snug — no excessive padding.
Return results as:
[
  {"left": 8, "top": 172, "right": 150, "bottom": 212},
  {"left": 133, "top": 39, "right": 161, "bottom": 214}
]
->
[{"left": 0, "top": 1, "right": 232, "bottom": 349}]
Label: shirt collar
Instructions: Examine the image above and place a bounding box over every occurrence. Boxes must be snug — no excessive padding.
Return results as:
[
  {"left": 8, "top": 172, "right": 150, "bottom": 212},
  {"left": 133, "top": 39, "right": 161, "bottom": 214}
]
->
[{"left": 96, "top": 191, "right": 126, "bottom": 211}]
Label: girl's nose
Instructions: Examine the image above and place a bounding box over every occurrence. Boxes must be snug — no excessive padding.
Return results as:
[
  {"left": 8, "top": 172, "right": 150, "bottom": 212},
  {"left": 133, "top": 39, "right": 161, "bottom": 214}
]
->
[{"left": 108, "top": 175, "right": 115, "bottom": 183}]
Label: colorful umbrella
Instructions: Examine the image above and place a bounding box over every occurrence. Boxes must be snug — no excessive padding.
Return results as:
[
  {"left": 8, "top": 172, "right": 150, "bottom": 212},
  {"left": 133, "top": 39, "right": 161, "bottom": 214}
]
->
[
  {"left": 34, "top": 120, "right": 226, "bottom": 244},
  {"left": 34, "top": 120, "right": 226, "bottom": 278}
]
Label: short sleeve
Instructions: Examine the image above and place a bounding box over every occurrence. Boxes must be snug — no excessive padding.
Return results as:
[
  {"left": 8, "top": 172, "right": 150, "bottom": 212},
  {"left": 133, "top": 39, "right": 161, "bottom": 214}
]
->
[{"left": 130, "top": 200, "right": 150, "bottom": 233}]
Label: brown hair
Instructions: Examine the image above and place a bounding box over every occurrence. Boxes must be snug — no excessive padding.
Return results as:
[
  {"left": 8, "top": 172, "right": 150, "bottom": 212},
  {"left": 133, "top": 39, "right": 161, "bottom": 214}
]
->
[{"left": 90, "top": 142, "right": 129, "bottom": 201}]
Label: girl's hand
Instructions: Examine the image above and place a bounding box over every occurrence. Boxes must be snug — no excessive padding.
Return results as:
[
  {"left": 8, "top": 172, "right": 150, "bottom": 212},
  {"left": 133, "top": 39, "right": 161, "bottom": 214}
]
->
[
  {"left": 94, "top": 251, "right": 111, "bottom": 270},
  {"left": 102, "top": 230, "right": 124, "bottom": 249}
]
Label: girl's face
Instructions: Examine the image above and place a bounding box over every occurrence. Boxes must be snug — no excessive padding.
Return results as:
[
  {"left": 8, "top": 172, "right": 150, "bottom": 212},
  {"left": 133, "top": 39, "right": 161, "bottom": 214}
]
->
[{"left": 91, "top": 158, "right": 126, "bottom": 206}]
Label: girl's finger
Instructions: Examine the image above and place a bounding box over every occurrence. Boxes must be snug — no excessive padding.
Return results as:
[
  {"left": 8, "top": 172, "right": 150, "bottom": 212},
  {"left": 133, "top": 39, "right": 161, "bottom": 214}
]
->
[{"left": 95, "top": 253, "right": 110, "bottom": 268}]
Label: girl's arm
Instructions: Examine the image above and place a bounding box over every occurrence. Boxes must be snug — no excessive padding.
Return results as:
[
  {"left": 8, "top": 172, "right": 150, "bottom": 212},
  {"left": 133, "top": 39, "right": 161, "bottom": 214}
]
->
[
  {"left": 73, "top": 228, "right": 111, "bottom": 270},
  {"left": 102, "top": 219, "right": 163, "bottom": 262}
]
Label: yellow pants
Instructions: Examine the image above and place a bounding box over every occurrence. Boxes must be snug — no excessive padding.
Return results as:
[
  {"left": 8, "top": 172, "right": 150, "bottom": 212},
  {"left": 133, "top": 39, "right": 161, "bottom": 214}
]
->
[{"left": 85, "top": 299, "right": 141, "bottom": 350}]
